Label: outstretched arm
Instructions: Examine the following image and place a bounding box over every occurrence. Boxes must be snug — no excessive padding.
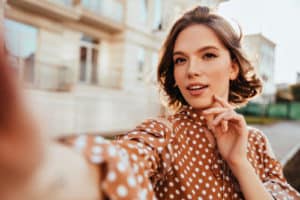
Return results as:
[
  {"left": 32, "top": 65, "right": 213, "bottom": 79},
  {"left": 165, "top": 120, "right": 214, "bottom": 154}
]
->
[
  {"left": 0, "top": 37, "right": 102, "bottom": 200},
  {"left": 25, "top": 141, "right": 102, "bottom": 200},
  {"left": 0, "top": 38, "right": 42, "bottom": 200}
]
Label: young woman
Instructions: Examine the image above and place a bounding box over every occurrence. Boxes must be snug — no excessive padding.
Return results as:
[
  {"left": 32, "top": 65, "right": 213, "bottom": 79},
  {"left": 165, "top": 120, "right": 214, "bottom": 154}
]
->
[{"left": 1, "top": 6, "right": 299, "bottom": 200}]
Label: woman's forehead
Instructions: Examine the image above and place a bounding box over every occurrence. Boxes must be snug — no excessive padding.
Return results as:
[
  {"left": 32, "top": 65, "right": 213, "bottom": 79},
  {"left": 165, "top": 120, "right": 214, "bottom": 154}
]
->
[{"left": 173, "top": 24, "right": 226, "bottom": 53}]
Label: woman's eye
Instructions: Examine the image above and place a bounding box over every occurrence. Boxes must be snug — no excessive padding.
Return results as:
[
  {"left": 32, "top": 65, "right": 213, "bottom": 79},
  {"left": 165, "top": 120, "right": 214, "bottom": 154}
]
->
[
  {"left": 203, "top": 53, "right": 217, "bottom": 60},
  {"left": 174, "top": 58, "right": 186, "bottom": 65}
]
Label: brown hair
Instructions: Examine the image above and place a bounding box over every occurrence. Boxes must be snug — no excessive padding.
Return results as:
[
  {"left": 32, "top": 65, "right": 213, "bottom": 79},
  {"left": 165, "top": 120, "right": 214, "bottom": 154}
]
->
[{"left": 157, "top": 6, "right": 262, "bottom": 112}]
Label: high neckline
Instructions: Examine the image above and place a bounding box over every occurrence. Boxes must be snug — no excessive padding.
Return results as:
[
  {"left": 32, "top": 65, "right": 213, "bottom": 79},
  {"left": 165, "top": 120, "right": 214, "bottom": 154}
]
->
[{"left": 179, "top": 105, "right": 207, "bottom": 125}]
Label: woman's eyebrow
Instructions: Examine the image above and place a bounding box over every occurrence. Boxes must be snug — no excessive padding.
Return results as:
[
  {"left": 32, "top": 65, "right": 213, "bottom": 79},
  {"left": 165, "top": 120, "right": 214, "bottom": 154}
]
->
[
  {"left": 173, "top": 51, "right": 186, "bottom": 57},
  {"left": 173, "top": 46, "right": 219, "bottom": 56},
  {"left": 195, "top": 46, "right": 219, "bottom": 53}
]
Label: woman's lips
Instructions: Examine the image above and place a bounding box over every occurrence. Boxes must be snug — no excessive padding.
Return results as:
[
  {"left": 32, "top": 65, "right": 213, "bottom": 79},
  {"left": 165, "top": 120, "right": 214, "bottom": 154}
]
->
[{"left": 187, "top": 85, "right": 209, "bottom": 96}]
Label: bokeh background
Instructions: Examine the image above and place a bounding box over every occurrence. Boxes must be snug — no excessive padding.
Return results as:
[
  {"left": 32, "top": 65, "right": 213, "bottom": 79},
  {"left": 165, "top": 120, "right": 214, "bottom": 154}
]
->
[{"left": 1, "top": 0, "right": 299, "bottom": 192}]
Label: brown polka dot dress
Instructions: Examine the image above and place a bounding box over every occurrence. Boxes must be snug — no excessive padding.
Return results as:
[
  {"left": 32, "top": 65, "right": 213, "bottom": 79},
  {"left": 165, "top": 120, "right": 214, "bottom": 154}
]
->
[{"left": 60, "top": 106, "right": 300, "bottom": 200}]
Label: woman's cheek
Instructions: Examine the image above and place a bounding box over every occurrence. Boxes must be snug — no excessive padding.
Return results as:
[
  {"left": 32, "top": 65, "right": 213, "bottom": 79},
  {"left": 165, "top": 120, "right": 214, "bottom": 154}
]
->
[{"left": 210, "top": 69, "right": 230, "bottom": 96}]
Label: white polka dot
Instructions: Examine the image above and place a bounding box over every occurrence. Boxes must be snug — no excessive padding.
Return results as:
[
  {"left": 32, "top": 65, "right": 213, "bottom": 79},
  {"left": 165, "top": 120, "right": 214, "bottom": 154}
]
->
[
  {"left": 91, "top": 146, "right": 102, "bottom": 154},
  {"left": 117, "top": 185, "right": 128, "bottom": 197},
  {"left": 131, "top": 154, "right": 138, "bottom": 161},
  {"left": 107, "top": 171, "right": 116, "bottom": 181},
  {"left": 90, "top": 155, "right": 103, "bottom": 164},
  {"left": 108, "top": 146, "right": 117, "bottom": 156},
  {"left": 127, "top": 176, "right": 136, "bottom": 187},
  {"left": 137, "top": 175, "right": 143, "bottom": 183},
  {"left": 74, "top": 135, "right": 86, "bottom": 150},
  {"left": 117, "top": 162, "right": 126, "bottom": 172},
  {"left": 158, "top": 147, "right": 163, "bottom": 152},
  {"left": 169, "top": 181, "right": 174, "bottom": 187},
  {"left": 181, "top": 186, "right": 186, "bottom": 191},
  {"left": 94, "top": 136, "right": 107, "bottom": 144}
]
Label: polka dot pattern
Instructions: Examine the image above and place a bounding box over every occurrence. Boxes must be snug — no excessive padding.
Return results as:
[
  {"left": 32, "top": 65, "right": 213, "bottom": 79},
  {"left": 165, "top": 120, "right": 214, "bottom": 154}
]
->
[{"left": 59, "top": 106, "right": 300, "bottom": 200}]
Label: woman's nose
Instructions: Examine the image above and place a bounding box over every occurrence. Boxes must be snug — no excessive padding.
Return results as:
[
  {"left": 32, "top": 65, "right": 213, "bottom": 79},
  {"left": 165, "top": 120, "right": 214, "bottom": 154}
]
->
[{"left": 187, "top": 59, "right": 201, "bottom": 78}]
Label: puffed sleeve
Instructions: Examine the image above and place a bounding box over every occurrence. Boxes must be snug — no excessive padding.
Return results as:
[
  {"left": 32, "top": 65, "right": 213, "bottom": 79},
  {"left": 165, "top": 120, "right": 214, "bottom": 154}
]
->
[
  {"left": 255, "top": 130, "right": 300, "bottom": 200},
  {"left": 58, "top": 118, "right": 172, "bottom": 200}
]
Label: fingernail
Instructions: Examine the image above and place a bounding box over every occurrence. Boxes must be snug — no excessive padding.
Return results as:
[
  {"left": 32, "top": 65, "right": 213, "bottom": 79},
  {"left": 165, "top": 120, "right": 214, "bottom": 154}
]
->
[{"left": 222, "top": 126, "right": 226, "bottom": 132}]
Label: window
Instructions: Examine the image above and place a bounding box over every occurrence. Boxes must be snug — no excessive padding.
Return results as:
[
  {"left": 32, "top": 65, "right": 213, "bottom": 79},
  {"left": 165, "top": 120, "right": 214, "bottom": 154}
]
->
[
  {"left": 4, "top": 19, "right": 38, "bottom": 83},
  {"left": 79, "top": 35, "right": 99, "bottom": 84},
  {"left": 81, "top": 0, "right": 123, "bottom": 22},
  {"left": 152, "top": 0, "right": 162, "bottom": 30},
  {"left": 137, "top": 47, "right": 145, "bottom": 81},
  {"left": 51, "top": 0, "right": 73, "bottom": 6},
  {"left": 140, "top": 0, "right": 149, "bottom": 25},
  {"left": 150, "top": 52, "right": 159, "bottom": 83}
]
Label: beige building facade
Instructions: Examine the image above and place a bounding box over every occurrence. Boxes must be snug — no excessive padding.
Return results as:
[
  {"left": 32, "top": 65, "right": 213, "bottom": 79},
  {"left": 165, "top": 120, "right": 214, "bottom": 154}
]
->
[
  {"left": 2, "top": 0, "right": 228, "bottom": 135},
  {"left": 4, "top": 0, "right": 158, "bottom": 91},
  {"left": 243, "top": 33, "right": 276, "bottom": 103}
]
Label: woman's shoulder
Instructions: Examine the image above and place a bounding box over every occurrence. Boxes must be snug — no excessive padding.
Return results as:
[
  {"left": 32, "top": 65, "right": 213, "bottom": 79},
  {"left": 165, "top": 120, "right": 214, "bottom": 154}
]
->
[
  {"left": 247, "top": 126, "right": 267, "bottom": 140},
  {"left": 246, "top": 126, "right": 277, "bottom": 158}
]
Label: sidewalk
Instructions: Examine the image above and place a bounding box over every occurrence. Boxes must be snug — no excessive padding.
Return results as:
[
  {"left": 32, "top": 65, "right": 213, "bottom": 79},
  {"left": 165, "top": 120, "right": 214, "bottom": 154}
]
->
[{"left": 252, "top": 121, "right": 300, "bottom": 165}]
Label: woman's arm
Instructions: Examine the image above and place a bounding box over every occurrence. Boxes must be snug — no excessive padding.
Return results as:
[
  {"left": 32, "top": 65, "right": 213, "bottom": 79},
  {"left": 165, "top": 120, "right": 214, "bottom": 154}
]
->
[
  {"left": 0, "top": 35, "right": 102, "bottom": 199},
  {"left": 25, "top": 141, "right": 102, "bottom": 200},
  {"left": 203, "top": 95, "right": 273, "bottom": 200},
  {"left": 0, "top": 39, "right": 43, "bottom": 200},
  {"left": 229, "top": 159, "right": 273, "bottom": 200}
]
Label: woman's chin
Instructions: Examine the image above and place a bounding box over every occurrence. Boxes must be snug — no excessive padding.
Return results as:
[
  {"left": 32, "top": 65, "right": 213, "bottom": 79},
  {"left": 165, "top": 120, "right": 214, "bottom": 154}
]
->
[{"left": 187, "top": 98, "right": 214, "bottom": 110}]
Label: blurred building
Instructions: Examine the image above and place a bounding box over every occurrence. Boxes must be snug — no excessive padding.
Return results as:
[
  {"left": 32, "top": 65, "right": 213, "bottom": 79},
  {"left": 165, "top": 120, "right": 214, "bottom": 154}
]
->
[
  {"left": 2, "top": 0, "right": 228, "bottom": 136},
  {"left": 297, "top": 72, "right": 300, "bottom": 83},
  {"left": 0, "top": 0, "right": 4, "bottom": 36},
  {"left": 243, "top": 33, "right": 276, "bottom": 103},
  {"left": 198, "top": 0, "right": 229, "bottom": 11}
]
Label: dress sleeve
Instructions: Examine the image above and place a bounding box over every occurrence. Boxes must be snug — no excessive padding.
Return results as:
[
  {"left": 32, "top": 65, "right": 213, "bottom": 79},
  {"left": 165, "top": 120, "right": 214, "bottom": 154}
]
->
[
  {"left": 58, "top": 118, "right": 172, "bottom": 200},
  {"left": 258, "top": 131, "right": 300, "bottom": 200}
]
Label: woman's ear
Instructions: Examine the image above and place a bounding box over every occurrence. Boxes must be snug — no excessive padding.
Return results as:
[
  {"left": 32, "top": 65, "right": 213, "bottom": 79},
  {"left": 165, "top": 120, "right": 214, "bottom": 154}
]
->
[{"left": 230, "top": 60, "right": 239, "bottom": 80}]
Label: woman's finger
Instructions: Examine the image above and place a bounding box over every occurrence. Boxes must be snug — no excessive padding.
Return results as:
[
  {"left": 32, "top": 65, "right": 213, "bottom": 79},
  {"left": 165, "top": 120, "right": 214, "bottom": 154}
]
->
[
  {"left": 222, "top": 120, "right": 228, "bottom": 132},
  {"left": 213, "top": 95, "right": 232, "bottom": 108},
  {"left": 202, "top": 107, "right": 228, "bottom": 115},
  {"left": 212, "top": 111, "right": 233, "bottom": 126}
]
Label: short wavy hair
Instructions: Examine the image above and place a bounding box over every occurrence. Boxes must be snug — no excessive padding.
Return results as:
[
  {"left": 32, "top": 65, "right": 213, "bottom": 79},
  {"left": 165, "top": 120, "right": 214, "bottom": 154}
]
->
[{"left": 157, "top": 6, "right": 262, "bottom": 112}]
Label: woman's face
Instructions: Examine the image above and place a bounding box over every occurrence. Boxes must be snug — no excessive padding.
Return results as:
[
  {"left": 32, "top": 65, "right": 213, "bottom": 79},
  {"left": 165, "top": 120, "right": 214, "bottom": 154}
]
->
[{"left": 173, "top": 24, "right": 239, "bottom": 109}]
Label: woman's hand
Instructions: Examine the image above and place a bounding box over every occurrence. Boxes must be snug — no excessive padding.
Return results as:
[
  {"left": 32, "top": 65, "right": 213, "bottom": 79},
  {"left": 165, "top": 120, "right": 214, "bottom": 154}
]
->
[
  {"left": 203, "top": 96, "right": 276, "bottom": 200},
  {"left": 203, "top": 95, "right": 249, "bottom": 167},
  {"left": 25, "top": 142, "right": 102, "bottom": 200},
  {"left": 0, "top": 43, "right": 43, "bottom": 200}
]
